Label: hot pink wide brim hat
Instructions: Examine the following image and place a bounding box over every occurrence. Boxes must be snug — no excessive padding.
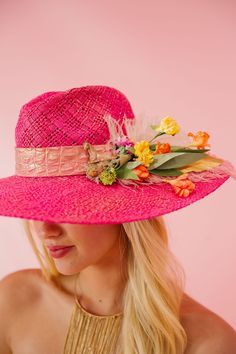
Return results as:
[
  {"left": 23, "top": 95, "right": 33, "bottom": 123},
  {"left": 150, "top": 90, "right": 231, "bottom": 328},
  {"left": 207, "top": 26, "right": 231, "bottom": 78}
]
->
[{"left": 0, "top": 85, "right": 234, "bottom": 224}]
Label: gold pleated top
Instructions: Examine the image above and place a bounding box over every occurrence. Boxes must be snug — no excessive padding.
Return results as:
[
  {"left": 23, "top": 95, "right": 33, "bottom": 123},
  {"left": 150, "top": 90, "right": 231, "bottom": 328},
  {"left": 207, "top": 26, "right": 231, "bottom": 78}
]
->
[{"left": 63, "top": 297, "right": 123, "bottom": 354}]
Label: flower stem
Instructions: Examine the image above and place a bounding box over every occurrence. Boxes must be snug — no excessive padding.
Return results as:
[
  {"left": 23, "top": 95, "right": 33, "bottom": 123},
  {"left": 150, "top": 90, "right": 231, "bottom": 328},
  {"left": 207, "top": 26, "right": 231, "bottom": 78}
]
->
[{"left": 148, "top": 131, "right": 165, "bottom": 143}]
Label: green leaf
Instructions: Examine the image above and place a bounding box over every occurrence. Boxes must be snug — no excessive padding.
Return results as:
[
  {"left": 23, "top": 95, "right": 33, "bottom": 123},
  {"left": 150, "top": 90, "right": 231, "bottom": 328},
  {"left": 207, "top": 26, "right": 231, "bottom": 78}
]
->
[
  {"left": 170, "top": 146, "right": 210, "bottom": 153},
  {"left": 149, "top": 152, "right": 208, "bottom": 170},
  {"left": 161, "top": 153, "right": 208, "bottom": 169},
  {"left": 149, "top": 169, "right": 183, "bottom": 176},
  {"left": 116, "top": 165, "right": 139, "bottom": 180},
  {"left": 149, "top": 152, "right": 185, "bottom": 169},
  {"left": 124, "top": 161, "right": 142, "bottom": 169}
]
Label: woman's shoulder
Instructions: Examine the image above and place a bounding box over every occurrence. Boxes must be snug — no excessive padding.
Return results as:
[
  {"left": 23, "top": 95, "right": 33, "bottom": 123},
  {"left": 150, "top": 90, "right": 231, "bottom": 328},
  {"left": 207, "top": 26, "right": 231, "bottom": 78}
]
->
[
  {"left": 0, "top": 267, "right": 43, "bottom": 284},
  {"left": 0, "top": 268, "right": 44, "bottom": 353},
  {"left": 0, "top": 268, "right": 44, "bottom": 306},
  {"left": 180, "top": 293, "right": 236, "bottom": 353},
  {"left": 0, "top": 269, "right": 75, "bottom": 353},
  {"left": 0, "top": 268, "right": 72, "bottom": 316}
]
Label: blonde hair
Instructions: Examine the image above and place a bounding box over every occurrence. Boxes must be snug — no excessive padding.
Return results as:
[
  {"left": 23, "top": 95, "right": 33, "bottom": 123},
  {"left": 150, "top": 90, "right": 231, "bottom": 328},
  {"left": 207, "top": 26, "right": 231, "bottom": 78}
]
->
[{"left": 21, "top": 217, "right": 187, "bottom": 354}]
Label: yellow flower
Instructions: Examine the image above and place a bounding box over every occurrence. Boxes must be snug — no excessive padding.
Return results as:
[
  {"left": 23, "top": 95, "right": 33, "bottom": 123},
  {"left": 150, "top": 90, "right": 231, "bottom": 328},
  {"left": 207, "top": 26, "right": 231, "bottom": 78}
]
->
[
  {"left": 134, "top": 141, "right": 150, "bottom": 156},
  {"left": 157, "top": 116, "right": 180, "bottom": 135},
  {"left": 137, "top": 153, "right": 154, "bottom": 167},
  {"left": 134, "top": 140, "right": 153, "bottom": 167}
]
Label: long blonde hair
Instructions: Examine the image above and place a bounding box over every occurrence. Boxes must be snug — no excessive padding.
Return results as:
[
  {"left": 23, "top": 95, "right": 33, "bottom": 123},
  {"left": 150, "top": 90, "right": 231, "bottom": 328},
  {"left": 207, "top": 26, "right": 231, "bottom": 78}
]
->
[{"left": 21, "top": 216, "right": 187, "bottom": 354}]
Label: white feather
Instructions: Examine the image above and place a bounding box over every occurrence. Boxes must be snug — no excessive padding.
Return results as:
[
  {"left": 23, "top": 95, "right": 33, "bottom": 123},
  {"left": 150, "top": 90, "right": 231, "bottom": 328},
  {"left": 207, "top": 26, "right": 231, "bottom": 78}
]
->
[{"left": 103, "top": 113, "right": 191, "bottom": 145}]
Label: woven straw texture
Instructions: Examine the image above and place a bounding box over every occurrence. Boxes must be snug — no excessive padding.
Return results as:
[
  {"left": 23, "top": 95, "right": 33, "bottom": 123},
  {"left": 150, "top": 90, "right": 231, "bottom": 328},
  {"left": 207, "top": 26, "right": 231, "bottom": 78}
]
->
[{"left": 0, "top": 85, "right": 231, "bottom": 224}]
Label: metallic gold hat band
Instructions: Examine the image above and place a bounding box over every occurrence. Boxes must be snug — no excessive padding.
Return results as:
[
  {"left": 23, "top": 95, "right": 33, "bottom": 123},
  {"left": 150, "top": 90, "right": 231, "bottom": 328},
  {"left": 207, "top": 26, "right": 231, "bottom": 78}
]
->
[{"left": 15, "top": 143, "right": 115, "bottom": 177}]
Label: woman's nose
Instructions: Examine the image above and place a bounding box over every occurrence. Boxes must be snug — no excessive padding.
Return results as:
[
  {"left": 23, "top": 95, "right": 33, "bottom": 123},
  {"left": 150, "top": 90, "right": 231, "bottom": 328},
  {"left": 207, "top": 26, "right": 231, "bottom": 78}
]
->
[{"left": 30, "top": 221, "right": 63, "bottom": 241}]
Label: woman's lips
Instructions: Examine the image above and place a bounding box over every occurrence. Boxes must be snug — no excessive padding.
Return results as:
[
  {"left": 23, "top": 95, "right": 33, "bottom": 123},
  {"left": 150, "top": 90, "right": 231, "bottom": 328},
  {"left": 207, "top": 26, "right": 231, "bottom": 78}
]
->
[{"left": 47, "top": 246, "right": 75, "bottom": 259}]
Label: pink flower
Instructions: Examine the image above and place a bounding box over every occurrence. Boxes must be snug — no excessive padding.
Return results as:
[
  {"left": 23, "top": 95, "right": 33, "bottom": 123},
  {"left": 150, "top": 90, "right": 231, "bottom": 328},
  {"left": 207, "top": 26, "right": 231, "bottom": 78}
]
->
[{"left": 114, "top": 136, "right": 134, "bottom": 148}]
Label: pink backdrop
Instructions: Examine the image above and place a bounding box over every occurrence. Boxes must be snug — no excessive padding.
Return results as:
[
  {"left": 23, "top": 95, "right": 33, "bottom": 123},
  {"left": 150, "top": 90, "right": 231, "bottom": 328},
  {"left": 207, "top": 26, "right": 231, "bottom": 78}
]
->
[{"left": 0, "top": 0, "right": 235, "bottom": 328}]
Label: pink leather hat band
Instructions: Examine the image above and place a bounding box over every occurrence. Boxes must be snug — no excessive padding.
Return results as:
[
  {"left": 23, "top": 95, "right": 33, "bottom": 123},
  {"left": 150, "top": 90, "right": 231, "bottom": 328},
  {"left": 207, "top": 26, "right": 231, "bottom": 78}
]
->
[{"left": 15, "top": 144, "right": 114, "bottom": 177}]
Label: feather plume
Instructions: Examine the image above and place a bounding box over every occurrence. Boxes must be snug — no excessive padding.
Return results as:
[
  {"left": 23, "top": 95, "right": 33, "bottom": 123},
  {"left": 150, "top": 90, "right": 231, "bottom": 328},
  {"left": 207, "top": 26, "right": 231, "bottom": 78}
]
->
[{"left": 103, "top": 113, "right": 192, "bottom": 145}]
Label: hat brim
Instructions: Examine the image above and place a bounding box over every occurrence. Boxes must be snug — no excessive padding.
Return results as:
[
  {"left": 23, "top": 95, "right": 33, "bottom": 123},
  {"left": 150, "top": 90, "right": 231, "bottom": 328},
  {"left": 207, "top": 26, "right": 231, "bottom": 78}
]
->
[{"left": 0, "top": 173, "right": 230, "bottom": 224}]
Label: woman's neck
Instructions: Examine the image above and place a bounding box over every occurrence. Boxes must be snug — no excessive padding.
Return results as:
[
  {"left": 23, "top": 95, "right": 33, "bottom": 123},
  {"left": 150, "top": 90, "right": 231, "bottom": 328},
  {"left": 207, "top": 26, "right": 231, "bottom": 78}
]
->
[{"left": 54, "top": 237, "right": 129, "bottom": 315}]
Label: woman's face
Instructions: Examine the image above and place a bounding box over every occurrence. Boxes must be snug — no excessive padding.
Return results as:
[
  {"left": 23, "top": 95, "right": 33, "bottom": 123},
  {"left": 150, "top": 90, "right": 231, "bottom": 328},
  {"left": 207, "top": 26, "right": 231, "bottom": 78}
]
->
[{"left": 28, "top": 221, "right": 125, "bottom": 275}]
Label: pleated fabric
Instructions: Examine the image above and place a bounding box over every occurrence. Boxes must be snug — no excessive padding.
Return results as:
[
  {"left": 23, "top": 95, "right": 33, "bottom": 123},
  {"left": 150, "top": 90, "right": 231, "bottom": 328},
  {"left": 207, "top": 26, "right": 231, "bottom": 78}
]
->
[{"left": 63, "top": 298, "right": 123, "bottom": 354}]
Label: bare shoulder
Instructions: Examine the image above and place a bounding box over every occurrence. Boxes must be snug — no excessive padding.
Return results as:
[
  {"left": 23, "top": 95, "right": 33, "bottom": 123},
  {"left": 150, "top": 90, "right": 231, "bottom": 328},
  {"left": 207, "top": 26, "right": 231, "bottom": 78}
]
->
[
  {"left": 180, "top": 293, "right": 236, "bottom": 353},
  {"left": 0, "top": 268, "right": 44, "bottom": 353},
  {"left": 0, "top": 268, "right": 44, "bottom": 313}
]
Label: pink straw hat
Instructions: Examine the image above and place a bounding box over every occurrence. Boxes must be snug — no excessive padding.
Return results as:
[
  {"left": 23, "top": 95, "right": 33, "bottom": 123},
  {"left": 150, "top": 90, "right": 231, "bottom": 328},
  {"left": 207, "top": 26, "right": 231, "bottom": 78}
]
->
[{"left": 0, "top": 85, "right": 235, "bottom": 224}]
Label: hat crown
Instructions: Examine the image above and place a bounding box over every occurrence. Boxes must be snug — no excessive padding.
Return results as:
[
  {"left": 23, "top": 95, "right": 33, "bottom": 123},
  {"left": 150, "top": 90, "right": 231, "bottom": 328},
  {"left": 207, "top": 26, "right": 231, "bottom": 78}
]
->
[{"left": 15, "top": 86, "right": 134, "bottom": 148}]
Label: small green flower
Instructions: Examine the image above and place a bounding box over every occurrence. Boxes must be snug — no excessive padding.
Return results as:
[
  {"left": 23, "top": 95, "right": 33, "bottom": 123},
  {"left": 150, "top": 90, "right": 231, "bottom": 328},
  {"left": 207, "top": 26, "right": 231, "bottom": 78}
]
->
[{"left": 99, "top": 167, "right": 117, "bottom": 185}]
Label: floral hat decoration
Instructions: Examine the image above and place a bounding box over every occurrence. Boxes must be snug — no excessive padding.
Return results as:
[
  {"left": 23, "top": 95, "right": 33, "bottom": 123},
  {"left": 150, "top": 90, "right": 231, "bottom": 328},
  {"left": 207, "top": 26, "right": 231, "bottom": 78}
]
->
[{"left": 0, "top": 85, "right": 235, "bottom": 224}]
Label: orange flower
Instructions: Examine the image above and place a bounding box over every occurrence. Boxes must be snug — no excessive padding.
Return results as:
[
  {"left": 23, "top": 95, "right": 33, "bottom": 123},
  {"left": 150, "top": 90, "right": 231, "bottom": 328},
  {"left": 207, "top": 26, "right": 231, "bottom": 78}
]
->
[
  {"left": 133, "top": 165, "right": 150, "bottom": 181},
  {"left": 187, "top": 131, "right": 210, "bottom": 149},
  {"left": 154, "top": 142, "right": 171, "bottom": 154},
  {"left": 163, "top": 173, "right": 195, "bottom": 197}
]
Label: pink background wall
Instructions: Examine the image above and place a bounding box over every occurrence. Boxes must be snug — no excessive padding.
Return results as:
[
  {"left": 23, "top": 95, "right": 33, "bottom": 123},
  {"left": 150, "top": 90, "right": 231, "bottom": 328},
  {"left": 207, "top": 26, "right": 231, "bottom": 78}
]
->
[{"left": 0, "top": 0, "right": 235, "bottom": 328}]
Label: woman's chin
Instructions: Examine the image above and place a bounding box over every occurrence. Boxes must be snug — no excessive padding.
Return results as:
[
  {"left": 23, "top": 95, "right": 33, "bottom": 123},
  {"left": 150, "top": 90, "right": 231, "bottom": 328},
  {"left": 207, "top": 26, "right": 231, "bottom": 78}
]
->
[{"left": 54, "top": 261, "right": 85, "bottom": 276}]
